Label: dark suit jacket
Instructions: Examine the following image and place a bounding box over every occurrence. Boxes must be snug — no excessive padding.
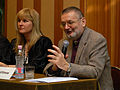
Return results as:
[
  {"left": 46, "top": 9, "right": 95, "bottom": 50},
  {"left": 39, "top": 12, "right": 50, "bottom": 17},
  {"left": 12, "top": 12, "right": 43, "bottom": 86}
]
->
[
  {"left": 44, "top": 27, "right": 114, "bottom": 90},
  {"left": 0, "top": 35, "right": 15, "bottom": 64}
]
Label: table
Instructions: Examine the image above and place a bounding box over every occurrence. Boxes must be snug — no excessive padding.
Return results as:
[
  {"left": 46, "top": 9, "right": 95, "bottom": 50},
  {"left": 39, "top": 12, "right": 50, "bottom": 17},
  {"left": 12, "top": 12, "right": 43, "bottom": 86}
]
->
[{"left": 0, "top": 74, "right": 97, "bottom": 90}]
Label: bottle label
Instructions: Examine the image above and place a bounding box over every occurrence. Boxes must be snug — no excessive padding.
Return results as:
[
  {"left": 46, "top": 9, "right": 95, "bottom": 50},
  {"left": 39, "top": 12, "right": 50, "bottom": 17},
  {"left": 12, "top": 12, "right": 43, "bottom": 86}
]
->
[
  {"left": 16, "top": 67, "right": 24, "bottom": 73},
  {"left": 15, "top": 67, "right": 24, "bottom": 79}
]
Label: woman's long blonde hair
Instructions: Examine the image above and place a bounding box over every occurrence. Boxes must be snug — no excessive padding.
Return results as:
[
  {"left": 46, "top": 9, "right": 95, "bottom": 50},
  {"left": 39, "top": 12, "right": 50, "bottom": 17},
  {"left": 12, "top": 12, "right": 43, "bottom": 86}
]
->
[{"left": 15, "top": 8, "right": 43, "bottom": 52}]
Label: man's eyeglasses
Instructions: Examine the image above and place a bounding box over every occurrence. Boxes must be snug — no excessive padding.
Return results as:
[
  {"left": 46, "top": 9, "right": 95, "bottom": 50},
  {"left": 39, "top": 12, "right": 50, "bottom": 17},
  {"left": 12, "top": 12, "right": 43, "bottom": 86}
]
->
[{"left": 61, "top": 19, "right": 80, "bottom": 27}]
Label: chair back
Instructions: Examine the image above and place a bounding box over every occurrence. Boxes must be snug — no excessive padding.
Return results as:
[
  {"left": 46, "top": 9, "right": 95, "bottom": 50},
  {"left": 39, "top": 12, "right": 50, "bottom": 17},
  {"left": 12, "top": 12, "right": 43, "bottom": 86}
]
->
[{"left": 111, "top": 66, "right": 120, "bottom": 90}]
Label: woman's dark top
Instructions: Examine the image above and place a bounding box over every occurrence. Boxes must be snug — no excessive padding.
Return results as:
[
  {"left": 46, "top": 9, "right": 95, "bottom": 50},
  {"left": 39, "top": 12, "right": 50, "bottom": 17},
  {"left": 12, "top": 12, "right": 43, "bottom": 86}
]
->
[
  {"left": 27, "top": 36, "right": 53, "bottom": 73},
  {"left": 11, "top": 36, "right": 53, "bottom": 74},
  {"left": 0, "top": 35, "right": 15, "bottom": 64}
]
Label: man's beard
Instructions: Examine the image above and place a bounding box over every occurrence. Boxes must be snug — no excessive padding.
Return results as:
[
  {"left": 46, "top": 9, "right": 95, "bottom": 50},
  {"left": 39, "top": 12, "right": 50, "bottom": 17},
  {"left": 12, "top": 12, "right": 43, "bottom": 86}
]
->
[
  {"left": 66, "top": 32, "right": 77, "bottom": 39},
  {"left": 66, "top": 30, "right": 81, "bottom": 40}
]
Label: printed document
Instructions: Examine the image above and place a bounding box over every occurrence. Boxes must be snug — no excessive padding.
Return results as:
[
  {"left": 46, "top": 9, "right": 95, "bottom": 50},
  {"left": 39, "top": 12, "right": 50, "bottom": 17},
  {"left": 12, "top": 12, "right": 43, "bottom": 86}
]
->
[{"left": 22, "top": 77, "right": 78, "bottom": 83}]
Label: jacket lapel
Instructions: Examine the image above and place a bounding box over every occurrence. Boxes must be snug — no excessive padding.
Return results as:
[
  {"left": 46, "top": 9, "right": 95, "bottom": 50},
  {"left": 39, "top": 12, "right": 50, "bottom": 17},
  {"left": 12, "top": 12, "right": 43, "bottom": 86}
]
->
[
  {"left": 66, "top": 39, "right": 73, "bottom": 63},
  {"left": 74, "top": 27, "right": 90, "bottom": 64}
]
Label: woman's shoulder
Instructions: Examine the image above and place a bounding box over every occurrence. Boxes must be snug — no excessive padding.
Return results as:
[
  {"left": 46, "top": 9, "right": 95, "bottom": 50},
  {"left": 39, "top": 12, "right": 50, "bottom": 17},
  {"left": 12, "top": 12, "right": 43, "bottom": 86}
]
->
[
  {"left": 40, "top": 36, "right": 51, "bottom": 40},
  {"left": 37, "top": 36, "right": 52, "bottom": 43},
  {"left": 10, "top": 38, "right": 16, "bottom": 48},
  {"left": 34, "top": 36, "right": 53, "bottom": 48}
]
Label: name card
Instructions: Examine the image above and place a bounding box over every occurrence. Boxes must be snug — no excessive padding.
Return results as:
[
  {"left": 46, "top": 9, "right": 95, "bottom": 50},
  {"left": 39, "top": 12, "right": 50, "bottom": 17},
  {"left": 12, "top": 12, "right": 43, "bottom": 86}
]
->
[{"left": 0, "top": 67, "right": 16, "bottom": 80}]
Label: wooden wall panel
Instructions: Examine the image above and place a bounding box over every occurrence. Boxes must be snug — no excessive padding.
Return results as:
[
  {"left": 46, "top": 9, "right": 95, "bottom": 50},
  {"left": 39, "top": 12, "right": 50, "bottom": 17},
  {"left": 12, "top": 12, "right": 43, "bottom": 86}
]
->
[
  {"left": 80, "top": 0, "right": 85, "bottom": 14},
  {"left": 54, "top": 0, "right": 63, "bottom": 45},
  {"left": 7, "top": 0, "right": 17, "bottom": 41},
  {"left": 23, "top": 0, "right": 33, "bottom": 8},
  {"left": 63, "top": 0, "right": 80, "bottom": 9},
  {"left": 41, "top": 0, "right": 54, "bottom": 43},
  {"left": 34, "top": 0, "right": 41, "bottom": 15},
  {"left": 110, "top": 0, "right": 116, "bottom": 65},
  {"left": 4, "top": 0, "right": 7, "bottom": 36},
  {"left": 17, "top": 0, "right": 23, "bottom": 13},
  {"left": 111, "top": 0, "right": 120, "bottom": 67},
  {"left": 116, "top": 0, "right": 120, "bottom": 67},
  {"left": 85, "top": 0, "right": 112, "bottom": 64},
  {"left": 34, "top": 0, "right": 41, "bottom": 33}
]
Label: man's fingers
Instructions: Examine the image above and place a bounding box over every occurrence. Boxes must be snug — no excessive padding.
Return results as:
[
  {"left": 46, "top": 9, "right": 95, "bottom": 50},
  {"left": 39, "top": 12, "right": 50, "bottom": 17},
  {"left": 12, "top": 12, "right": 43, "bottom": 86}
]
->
[
  {"left": 48, "top": 45, "right": 63, "bottom": 56},
  {"left": 65, "top": 54, "right": 69, "bottom": 59},
  {"left": 48, "top": 49, "right": 58, "bottom": 56},
  {"left": 47, "top": 55, "right": 56, "bottom": 60},
  {"left": 52, "top": 45, "right": 62, "bottom": 54},
  {"left": 48, "top": 59, "right": 56, "bottom": 64}
]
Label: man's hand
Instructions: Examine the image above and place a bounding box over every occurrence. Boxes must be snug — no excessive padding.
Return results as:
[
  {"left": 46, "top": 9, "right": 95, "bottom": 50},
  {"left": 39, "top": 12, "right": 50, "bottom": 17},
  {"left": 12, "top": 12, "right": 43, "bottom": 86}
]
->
[{"left": 47, "top": 45, "right": 69, "bottom": 71}]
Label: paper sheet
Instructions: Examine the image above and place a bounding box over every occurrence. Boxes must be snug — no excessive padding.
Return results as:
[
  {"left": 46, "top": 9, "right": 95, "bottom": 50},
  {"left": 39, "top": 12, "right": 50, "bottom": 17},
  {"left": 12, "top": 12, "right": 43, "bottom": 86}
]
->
[
  {"left": 0, "top": 67, "right": 16, "bottom": 80},
  {"left": 22, "top": 77, "right": 78, "bottom": 83}
]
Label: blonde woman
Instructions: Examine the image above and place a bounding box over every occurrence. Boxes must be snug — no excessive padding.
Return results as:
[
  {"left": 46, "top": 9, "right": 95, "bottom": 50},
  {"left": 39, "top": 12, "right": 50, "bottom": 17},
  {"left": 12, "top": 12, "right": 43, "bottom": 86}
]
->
[{"left": 12, "top": 8, "right": 53, "bottom": 73}]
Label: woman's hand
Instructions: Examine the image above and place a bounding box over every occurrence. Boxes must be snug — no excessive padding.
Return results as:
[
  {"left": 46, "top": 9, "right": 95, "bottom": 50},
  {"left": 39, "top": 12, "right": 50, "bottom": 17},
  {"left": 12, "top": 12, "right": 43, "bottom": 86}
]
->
[
  {"left": 0, "top": 62, "right": 15, "bottom": 67},
  {"left": 0, "top": 62, "right": 8, "bottom": 67}
]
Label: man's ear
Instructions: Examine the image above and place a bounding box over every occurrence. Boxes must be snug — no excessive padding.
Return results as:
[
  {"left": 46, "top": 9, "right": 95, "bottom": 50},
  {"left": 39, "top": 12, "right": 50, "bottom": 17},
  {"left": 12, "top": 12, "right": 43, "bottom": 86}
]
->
[{"left": 81, "top": 17, "right": 86, "bottom": 27}]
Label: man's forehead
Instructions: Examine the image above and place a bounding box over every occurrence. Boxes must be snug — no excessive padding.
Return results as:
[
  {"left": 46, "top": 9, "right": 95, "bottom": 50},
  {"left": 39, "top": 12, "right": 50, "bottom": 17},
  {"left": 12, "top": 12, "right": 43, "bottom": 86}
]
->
[{"left": 61, "top": 12, "right": 79, "bottom": 21}]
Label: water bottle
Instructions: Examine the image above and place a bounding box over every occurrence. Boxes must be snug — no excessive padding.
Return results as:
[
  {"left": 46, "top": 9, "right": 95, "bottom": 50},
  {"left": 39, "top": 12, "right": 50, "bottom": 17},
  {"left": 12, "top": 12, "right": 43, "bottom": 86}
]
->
[{"left": 15, "top": 45, "right": 24, "bottom": 79}]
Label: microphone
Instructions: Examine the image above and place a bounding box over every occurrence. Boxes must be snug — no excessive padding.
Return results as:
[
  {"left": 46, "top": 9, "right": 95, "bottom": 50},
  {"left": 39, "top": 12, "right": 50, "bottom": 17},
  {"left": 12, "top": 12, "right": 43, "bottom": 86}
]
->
[{"left": 62, "top": 40, "right": 69, "bottom": 58}]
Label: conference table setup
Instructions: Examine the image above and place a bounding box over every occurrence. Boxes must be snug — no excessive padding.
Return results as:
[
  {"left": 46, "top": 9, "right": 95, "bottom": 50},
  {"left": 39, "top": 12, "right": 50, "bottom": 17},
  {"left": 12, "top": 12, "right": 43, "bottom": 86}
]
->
[{"left": 0, "top": 73, "right": 97, "bottom": 90}]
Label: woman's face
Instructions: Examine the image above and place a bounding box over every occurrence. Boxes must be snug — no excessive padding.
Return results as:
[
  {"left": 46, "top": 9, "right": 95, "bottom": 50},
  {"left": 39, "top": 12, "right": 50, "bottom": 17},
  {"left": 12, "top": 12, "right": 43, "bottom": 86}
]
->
[{"left": 17, "top": 18, "right": 33, "bottom": 35}]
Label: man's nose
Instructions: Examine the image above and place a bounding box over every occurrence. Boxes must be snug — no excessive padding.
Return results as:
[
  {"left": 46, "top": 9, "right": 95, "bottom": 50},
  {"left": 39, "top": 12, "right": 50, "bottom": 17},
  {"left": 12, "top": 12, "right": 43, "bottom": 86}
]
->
[{"left": 64, "top": 23, "right": 70, "bottom": 29}]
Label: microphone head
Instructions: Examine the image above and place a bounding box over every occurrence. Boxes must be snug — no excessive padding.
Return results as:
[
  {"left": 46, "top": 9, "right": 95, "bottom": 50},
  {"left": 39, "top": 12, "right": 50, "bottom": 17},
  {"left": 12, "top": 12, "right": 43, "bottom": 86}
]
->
[{"left": 63, "top": 40, "right": 69, "bottom": 47}]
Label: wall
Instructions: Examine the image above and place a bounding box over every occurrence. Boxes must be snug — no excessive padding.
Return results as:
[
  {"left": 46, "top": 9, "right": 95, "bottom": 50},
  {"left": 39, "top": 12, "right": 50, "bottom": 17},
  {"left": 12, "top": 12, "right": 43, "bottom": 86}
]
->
[{"left": 5, "top": 0, "right": 120, "bottom": 67}]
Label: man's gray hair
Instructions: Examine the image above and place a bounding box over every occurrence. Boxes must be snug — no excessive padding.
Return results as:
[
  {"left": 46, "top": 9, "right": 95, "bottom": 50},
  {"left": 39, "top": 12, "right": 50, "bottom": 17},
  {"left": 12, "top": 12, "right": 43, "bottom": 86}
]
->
[{"left": 62, "top": 6, "right": 84, "bottom": 19}]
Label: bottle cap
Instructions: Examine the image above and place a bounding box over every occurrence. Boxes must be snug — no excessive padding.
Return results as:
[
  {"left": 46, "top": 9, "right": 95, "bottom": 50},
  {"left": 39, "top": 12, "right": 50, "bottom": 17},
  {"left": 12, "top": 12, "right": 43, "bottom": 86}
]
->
[{"left": 18, "top": 45, "right": 22, "bottom": 49}]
